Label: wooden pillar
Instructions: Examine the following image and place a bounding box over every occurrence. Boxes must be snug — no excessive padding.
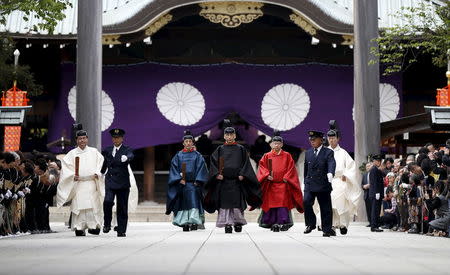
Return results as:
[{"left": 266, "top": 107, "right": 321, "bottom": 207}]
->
[
  {"left": 353, "top": 0, "right": 380, "bottom": 167},
  {"left": 354, "top": 0, "right": 379, "bottom": 222},
  {"left": 143, "top": 146, "right": 155, "bottom": 201},
  {"left": 76, "top": 0, "right": 102, "bottom": 150}
]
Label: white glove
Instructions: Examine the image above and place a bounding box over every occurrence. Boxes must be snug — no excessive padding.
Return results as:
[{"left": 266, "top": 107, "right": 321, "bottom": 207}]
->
[
  {"left": 4, "top": 192, "right": 10, "bottom": 199},
  {"left": 121, "top": 155, "right": 128, "bottom": 162},
  {"left": 24, "top": 187, "right": 31, "bottom": 194},
  {"left": 401, "top": 183, "right": 409, "bottom": 188},
  {"left": 6, "top": 190, "right": 12, "bottom": 197},
  {"left": 327, "top": 173, "right": 333, "bottom": 183},
  {"left": 376, "top": 193, "right": 380, "bottom": 200},
  {"left": 12, "top": 194, "right": 18, "bottom": 200},
  {"left": 17, "top": 191, "right": 25, "bottom": 198},
  {"left": 0, "top": 193, "right": 4, "bottom": 201}
]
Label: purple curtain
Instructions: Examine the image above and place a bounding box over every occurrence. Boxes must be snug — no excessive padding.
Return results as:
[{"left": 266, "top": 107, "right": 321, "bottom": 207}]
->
[{"left": 50, "top": 63, "right": 401, "bottom": 151}]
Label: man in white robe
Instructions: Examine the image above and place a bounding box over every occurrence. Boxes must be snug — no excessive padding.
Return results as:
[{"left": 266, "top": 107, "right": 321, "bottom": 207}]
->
[
  {"left": 57, "top": 130, "right": 104, "bottom": 236},
  {"left": 326, "top": 129, "right": 361, "bottom": 234}
]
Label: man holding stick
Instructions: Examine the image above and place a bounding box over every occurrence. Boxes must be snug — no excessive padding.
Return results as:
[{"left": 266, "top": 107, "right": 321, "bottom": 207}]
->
[
  {"left": 257, "top": 132, "right": 303, "bottom": 232},
  {"left": 57, "top": 130, "right": 104, "bottom": 236},
  {"left": 204, "top": 120, "right": 262, "bottom": 234},
  {"left": 166, "top": 130, "right": 208, "bottom": 231}
]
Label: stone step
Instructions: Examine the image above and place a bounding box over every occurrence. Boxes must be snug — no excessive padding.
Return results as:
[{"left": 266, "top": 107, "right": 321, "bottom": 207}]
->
[{"left": 50, "top": 206, "right": 305, "bottom": 223}]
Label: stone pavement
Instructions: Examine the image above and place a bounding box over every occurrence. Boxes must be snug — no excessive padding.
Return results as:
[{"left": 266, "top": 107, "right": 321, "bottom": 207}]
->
[{"left": 0, "top": 222, "right": 449, "bottom": 275}]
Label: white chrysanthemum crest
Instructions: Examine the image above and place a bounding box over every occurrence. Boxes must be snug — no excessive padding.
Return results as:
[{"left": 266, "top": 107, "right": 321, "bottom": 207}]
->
[
  {"left": 156, "top": 82, "right": 206, "bottom": 126},
  {"left": 261, "top": 84, "right": 310, "bottom": 131},
  {"left": 67, "top": 86, "right": 115, "bottom": 131}
]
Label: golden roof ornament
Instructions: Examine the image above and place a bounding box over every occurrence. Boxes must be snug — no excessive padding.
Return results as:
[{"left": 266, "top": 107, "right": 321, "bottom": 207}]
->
[
  {"left": 199, "top": 2, "right": 264, "bottom": 28},
  {"left": 289, "top": 11, "right": 317, "bottom": 36}
]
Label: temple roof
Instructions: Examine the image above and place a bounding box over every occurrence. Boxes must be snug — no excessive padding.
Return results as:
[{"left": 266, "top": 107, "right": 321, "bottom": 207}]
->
[{"left": 0, "top": 0, "right": 443, "bottom": 38}]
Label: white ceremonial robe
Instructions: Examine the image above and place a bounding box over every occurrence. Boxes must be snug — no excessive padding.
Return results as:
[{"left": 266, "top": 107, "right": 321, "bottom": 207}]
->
[
  {"left": 57, "top": 146, "right": 104, "bottom": 231},
  {"left": 329, "top": 145, "right": 361, "bottom": 227},
  {"left": 314, "top": 145, "right": 361, "bottom": 228}
]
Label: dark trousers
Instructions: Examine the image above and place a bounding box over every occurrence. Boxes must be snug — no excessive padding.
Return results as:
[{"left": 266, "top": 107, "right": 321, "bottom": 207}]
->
[
  {"left": 364, "top": 196, "right": 372, "bottom": 223},
  {"left": 370, "top": 198, "right": 382, "bottom": 229},
  {"left": 380, "top": 212, "right": 397, "bottom": 228},
  {"left": 34, "top": 199, "right": 47, "bottom": 231},
  {"left": 103, "top": 188, "right": 130, "bottom": 234},
  {"left": 304, "top": 190, "right": 332, "bottom": 233},
  {"left": 25, "top": 199, "right": 36, "bottom": 232}
]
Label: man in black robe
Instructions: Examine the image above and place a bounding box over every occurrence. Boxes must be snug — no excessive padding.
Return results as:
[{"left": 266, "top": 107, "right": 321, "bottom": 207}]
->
[{"left": 204, "top": 120, "right": 262, "bottom": 233}]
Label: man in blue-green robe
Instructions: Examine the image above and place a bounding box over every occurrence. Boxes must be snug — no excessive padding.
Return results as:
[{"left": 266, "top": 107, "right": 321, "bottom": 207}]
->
[{"left": 166, "top": 131, "right": 209, "bottom": 231}]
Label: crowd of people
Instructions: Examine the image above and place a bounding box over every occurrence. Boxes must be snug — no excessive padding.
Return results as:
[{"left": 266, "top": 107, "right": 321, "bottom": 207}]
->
[
  {"left": 363, "top": 141, "right": 450, "bottom": 237},
  {"left": 0, "top": 151, "right": 60, "bottom": 236},
  {"left": 1, "top": 126, "right": 449, "bottom": 239}
]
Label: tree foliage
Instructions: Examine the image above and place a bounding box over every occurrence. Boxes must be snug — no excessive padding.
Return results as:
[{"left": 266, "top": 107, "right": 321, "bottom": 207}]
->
[
  {"left": 371, "top": 1, "right": 450, "bottom": 75},
  {"left": 0, "top": 0, "right": 71, "bottom": 95},
  {"left": 0, "top": 0, "right": 71, "bottom": 34}
]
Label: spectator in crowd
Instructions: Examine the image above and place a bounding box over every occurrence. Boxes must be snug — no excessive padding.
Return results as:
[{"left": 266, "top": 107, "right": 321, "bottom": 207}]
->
[
  {"left": 381, "top": 187, "right": 397, "bottom": 230},
  {"left": 361, "top": 162, "right": 372, "bottom": 226},
  {"left": 425, "top": 181, "right": 450, "bottom": 237},
  {"left": 382, "top": 158, "right": 394, "bottom": 176},
  {"left": 0, "top": 151, "right": 60, "bottom": 236}
]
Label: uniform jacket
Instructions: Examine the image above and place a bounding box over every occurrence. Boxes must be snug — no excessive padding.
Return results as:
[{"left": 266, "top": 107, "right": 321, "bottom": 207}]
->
[
  {"left": 304, "top": 146, "right": 336, "bottom": 192},
  {"left": 368, "top": 165, "right": 384, "bottom": 199},
  {"left": 101, "top": 145, "right": 134, "bottom": 190}
]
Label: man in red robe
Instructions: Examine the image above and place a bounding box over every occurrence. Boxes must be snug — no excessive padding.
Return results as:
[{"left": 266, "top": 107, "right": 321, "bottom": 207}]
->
[{"left": 257, "top": 132, "right": 304, "bottom": 232}]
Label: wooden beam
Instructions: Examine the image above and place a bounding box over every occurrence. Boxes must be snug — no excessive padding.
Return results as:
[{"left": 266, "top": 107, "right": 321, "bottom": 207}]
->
[
  {"left": 143, "top": 146, "right": 155, "bottom": 201},
  {"left": 380, "top": 113, "right": 431, "bottom": 140}
]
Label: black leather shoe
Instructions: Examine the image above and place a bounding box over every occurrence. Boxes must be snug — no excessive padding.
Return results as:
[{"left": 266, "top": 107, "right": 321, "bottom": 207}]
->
[
  {"left": 366, "top": 224, "right": 371, "bottom": 227},
  {"left": 317, "top": 226, "right": 322, "bottom": 232},
  {"left": 272, "top": 224, "right": 280, "bottom": 232},
  {"left": 340, "top": 227, "right": 348, "bottom": 235},
  {"left": 113, "top": 226, "right": 118, "bottom": 232},
  {"left": 304, "top": 226, "right": 316, "bottom": 234},
  {"left": 280, "top": 224, "right": 290, "bottom": 231},
  {"left": 183, "top": 225, "right": 190, "bottom": 232},
  {"left": 371, "top": 227, "right": 383, "bottom": 232},
  {"left": 323, "top": 232, "right": 331, "bottom": 237},
  {"left": 190, "top": 224, "right": 198, "bottom": 231},
  {"left": 234, "top": 224, "right": 242, "bottom": 233},
  {"left": 225, "top": 225, "right": 233, "bottom": 234},
  {"left": 117, "top": 232, "right": 126, "bottom": 237},
  {"left": 88, "top": 228, "right": 100, "bottom": 235},
  {"left": 103, "top": 226, "right": 111, "bottom": 234},
  {"left": 329, "top": 229, "right": 336, "bottom": 236},
  {"left": 75, "top": 230, "right": 86, "bottom": 236}
]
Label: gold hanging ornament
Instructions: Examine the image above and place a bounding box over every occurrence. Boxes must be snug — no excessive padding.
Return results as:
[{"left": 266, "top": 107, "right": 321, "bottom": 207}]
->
[
  {"left": 145, "top": 13, "right": 173, "bottom": 36},
  {"left": 199, "top": 2, "right": 264, "bottom": 28},
  {"left": 289, "top": 11, "right": 317, "bottom": 36}
]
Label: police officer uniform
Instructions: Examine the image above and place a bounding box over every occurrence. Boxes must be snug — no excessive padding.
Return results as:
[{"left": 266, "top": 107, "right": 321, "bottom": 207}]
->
[
  {"left": 101, "top": 128, "right": 134, "bottom": 237},
  {"left": 303, "top": 130, "right": 336, "bottom": 237}
]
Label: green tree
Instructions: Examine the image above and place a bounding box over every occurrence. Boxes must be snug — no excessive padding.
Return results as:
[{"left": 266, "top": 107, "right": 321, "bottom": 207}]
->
[
  {"left": 371, "top": 1, "right": 450, "bottom": 75},
  {"left": 0, "top": 0, "right": 71, "bottom": 95},
  {"left": 1, "top": 0, "right": 71, "bottom": 34}
]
